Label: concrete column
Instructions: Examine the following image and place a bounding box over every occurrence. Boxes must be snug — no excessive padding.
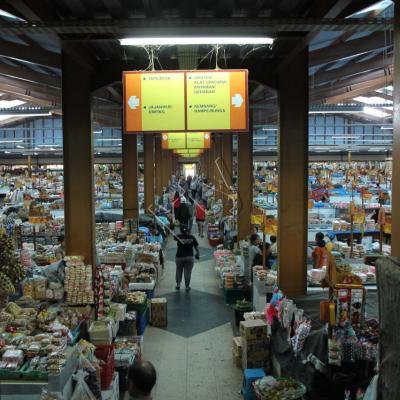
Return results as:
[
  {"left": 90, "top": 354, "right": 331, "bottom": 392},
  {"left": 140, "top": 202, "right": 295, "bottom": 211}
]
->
[
  {"left": 237, "top": 132, "right": 253, "bottom": 241},
  {"left": 221, "top": 133, "right": 233, "bottom": 216},
  {"left": 143, "top": 134, "right": 155, "bottom": 212},
  {"left": 392, "top": 1, "right": 400, "bottom": 256},
  {"left": 278, "top": 46, "right": 308, "bottom": 296},
  {"left": 161, "top": 148, "right": 171, "bottom": 188},
  {"left": 122, "top": 134, "right": 138, "bottom": 219},
  {"left": 154, "top": 134, "right": 163, "bottom": 196},
  {"left": 62, "top": 48, "right": 95, "bottom": 266}
]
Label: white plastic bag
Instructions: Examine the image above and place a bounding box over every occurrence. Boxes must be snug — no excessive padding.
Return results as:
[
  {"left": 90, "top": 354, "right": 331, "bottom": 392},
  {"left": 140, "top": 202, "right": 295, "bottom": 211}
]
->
[
  {"left": 363, "top": 374, "right": 378, "bottom": 400},
  {"left": 70, "top": 369, "right": 96, "bottom": 400}
]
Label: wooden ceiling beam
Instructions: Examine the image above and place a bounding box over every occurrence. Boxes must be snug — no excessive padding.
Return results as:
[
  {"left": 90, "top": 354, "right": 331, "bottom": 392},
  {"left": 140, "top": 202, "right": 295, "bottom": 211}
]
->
[
  {"left": 0, "top": 85, "right": 59, "bottom": 106},
  {"left": 0, "top": 75, "right": 60, "bottom": 97},
  {"left": 310, "top": 32, "right": 391, "bottom": 67},
  {"left": 312, "top": 67, "right": 393, "bottom": 98},
  {"left": 312, "top": 54, "right": 393, "bottom": 86},
  {"left": 0, "top": 39, "right": 60, "bottom": 69},
  {"left": 312, "top": 75, "right": 394, "bottom": 104},
  {"left": 102, "top": 0, "right": 125, "bottom": 18},
  {"left": 277, "top": 0, "right": 354, "bottom": 71},
  {"left": 0, "top": 63, "right": 61, "bottom": 89}
]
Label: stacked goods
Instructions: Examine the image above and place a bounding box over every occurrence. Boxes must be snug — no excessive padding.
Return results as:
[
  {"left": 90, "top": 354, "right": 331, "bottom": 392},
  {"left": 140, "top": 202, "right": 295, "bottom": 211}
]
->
[
  {"left": 240, "top": 320, "right": 269, "bottom": 370},
  {"left": 232, "top": 337, "right": 242, "bottom": 368},
  {"left": 0, "top": 233, "right": 25, "bottom": 306},
  {"left": 150, "top": 298, "right": 168, "bottom": 327},
  {"left": 64, "top": 256, "right": 94, "bottom": 305},
  {"left": 224, "top": 272, "right": 235, "bottom": 289}
]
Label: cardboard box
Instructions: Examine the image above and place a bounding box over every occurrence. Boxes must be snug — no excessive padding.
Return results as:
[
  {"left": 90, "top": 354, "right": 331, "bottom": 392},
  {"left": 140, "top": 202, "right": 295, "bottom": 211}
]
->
[
  {"left": 242, "top": 339, "right": 269, "bottom": 354},
  {"left": 240, "top": 320, "right": 268, "bottom": 341},
  {"left": 150, "top": 298, "right": 168, "bottom": 327},
  {"left": 232, "top": 336, "right": 242, "bottom": 357}
]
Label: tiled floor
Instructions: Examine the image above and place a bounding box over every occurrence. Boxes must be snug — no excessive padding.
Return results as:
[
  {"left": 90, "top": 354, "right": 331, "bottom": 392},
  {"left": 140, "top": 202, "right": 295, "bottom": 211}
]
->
[{"left": 141, "top": 230, "right": 243, "bottom": 400}]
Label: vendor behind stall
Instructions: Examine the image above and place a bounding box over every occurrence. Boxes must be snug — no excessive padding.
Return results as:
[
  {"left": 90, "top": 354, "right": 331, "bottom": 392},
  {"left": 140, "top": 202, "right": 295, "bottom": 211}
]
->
[{"left": 54, "top": 235, "right": 65, "bottom": 260}]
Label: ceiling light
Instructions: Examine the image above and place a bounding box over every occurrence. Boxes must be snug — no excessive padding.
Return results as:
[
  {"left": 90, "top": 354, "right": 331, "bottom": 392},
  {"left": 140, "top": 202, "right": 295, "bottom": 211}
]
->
[
  {"left": 262, "top": 128, "right": 278, "bottom": 131},
  {"left": 34, "top": 152, "right": 38, "bottom": 155},
  {"left": 381, "top": 126, "right": 393, "bottom": 130},
  {"left": 93, "top": 129, "right": 103, "bottom": 134},
  {"left": 96, "top": 138, "right": 122, "bottom": 141},
  {"left": 332, "top": 136, "right": 360, "bottom": 139},
  {"left": 4, "top": 151, "right": 10, "bottom": 154},
  {"left": 120, "top": 37, "right": 274, "bottom": 46},
  {"left": 308, "top": 110, "right": 360, "bottom": 114},
  {"left": 363, "top": 106, "right": 390, "bottom": 118},
  {"left": 16, "top": 145, "right": 24, "bottom": 149},
  {"left": 353, "top": 96, "right": 392, "bottom": 105},
  {"left": 38, "top": 144, "right": 60, "bottom": 147},
  {"left": 0, "top": 139, "right": 23, "bottom": 143}
]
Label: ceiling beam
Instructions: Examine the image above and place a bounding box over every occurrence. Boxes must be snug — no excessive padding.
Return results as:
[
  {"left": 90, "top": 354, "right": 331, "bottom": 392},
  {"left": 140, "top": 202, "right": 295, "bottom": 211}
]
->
[
  {"left": 277, "top": 0, "right": 354, "bottom": 71},
  {"left": 0, "top": 39, "right": 60, "bottom": 69},
  {"left": 312, "top": 75, "right": 394, "bottom": 104},
  {"left": 312, "top": 66, "right": 393, "bottom": 97},
  {"left": 0, "top": 84, "right": 60, "bottom": 106},
  {"left": 312, "top": 53, "right": 393, "bottom": 86},
  {"left": 105, "top": 85, "right": 122, "bottom": 103},
  {"left": 310, "top": 32, "right": 392, "bottom": 67},
  {"left": 0, "top": 63, "right": 61, "bottom": 88},
  {"left": 0, "top": 75, "right": 60, "bottom": 97},
  {"left": 102, "top": 0, "right": 125, "bottom": 18}
]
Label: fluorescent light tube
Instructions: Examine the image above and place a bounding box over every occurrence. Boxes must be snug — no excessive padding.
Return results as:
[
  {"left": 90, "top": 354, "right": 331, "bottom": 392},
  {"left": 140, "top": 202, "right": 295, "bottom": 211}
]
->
[
  {"left": 363, "top": 107, "right": 390, "bottom": 118},
  {"left": 120, "top": 37, "right": 274, "bottom": 46},
  {"left": 308, "top": 110, "right": 360, "bottom": 114},
  {"left": 96, "top": 138, "right": 122, "bottom": 141},
  {"left": 0, "top": 139, "right": 23, "bottom": 143}
]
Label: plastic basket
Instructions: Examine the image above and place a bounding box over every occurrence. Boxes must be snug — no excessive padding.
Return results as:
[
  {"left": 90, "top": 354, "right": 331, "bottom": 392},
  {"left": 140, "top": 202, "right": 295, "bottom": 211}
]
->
[
  {"left": 137, "top": 308, "right": 149, "bottom": 335},
  {"left": 95, "top": 344, "right": 115, "bottom": 390},
  {"left": 0, "top": 366, "right": 23, "bottom": 380},
  {"left": 20, "top": 363, "right": 48, "bottom": 381}
]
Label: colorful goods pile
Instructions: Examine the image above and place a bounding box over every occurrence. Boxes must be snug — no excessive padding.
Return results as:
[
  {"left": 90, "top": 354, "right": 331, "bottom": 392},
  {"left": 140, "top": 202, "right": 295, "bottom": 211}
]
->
[{"left": 64, "top": 256, "right": 94, "bottom": 305}]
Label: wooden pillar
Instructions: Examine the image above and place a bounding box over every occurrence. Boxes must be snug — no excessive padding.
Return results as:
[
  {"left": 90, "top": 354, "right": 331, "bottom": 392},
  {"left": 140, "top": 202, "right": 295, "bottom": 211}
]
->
[
  {"left": 62, "top": 48, "right": 95, "bottom": 266},
  {"left": 237, "top": 132, "right": 253, "bottom": 241},
  {"left": 278, "top": 45, "right": 308, "bottom": 296},
  {"left": 154, "top": 134, "right": 163, "bottom": 197},
  {"left": 392, "top": 1, "right": 400, "bottom": 256},
  {"left": 143, "top": 134, "right": 155, "bottom": 212},
  {"left": 214, "top": 135, "right": 223, "bottom": 201},
  {"left": 27, "top": 155, "right": 32, "bottom": 177},
  {"left": 221, "top": 133, "right": 233, "bottom": 216},
  {"left": 161, "top": 148, "right": 171, "bottom": 188},
  {"left": 210, "top": 134, "right": 216, "bottom": 184},
  {"left": 122, "top": 134, "right": 138, "bottom": 219}
]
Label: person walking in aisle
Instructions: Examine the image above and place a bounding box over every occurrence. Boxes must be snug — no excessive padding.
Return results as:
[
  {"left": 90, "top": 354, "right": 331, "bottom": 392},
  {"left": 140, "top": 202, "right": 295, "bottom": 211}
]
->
[
  {"left": 175, "top": 226, "right": 200, "bottom": 291},
  {"left": 195, "top": 199, "right": 206, "bottom": 238},
  {"left": 177, "top": 196, "right": 192, "bottom": 231}
]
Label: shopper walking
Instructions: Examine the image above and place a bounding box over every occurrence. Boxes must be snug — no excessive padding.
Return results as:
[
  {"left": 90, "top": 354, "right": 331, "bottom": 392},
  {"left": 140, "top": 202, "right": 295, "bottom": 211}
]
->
[
  {"left": 177, "top": 197, "right": 192, "bottom": 231},
  {"left": 195, "top": 199, "right": 206, "bottom": 238},
  {"left": 172, "top": 191, "right": 180, "bottom": 222},
  {"left": 175, "top": 226, "right": 200, "bottom": 291}
]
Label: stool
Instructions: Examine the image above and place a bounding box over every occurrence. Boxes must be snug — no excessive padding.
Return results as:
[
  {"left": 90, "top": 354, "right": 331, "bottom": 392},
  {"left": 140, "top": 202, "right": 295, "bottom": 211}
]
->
[{"left": 241, "top": 368, "right": 265, "bottom": 400}]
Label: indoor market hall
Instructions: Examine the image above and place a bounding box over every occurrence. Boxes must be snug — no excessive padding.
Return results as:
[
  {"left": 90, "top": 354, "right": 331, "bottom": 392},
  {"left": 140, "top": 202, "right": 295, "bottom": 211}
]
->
[{"left": 0, "top": 1, "right": 398, "bottom": 400}]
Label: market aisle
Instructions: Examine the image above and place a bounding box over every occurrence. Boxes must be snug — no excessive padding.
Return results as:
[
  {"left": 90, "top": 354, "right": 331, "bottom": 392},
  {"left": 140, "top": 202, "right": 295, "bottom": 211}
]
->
[{"left": 142, "top": 228, "right": 242, "bottom": 400}]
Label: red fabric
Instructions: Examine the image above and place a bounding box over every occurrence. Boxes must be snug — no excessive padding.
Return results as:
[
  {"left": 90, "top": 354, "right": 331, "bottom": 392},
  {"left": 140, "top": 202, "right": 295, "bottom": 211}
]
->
[
  {"left": 196, "top": 204, "right": 206, "bottom": 220},
  {"left": 173, "top": 197, "right": 180, "bottom": 209}
]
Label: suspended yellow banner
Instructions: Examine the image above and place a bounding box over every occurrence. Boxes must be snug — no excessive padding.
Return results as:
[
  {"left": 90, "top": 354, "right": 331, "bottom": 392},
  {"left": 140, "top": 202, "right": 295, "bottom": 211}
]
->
[
  {"left": 161, "top": 132, "right": 211, "bottom": 149},
  {"left": 123, "top": 69, "right": 248, "bottom": 133}
]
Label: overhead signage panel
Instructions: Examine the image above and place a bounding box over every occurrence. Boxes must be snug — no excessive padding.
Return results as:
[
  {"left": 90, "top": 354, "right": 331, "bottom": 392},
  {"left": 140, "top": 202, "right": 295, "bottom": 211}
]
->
[
  {"left": 123, "top": 71, "right": 185, "bottom": 133},
  {"left": 161, "top": 132, "right": 211, "bottom": 149},
  {"left": 186, "top": 70, "right": 248, "bottom": 131},
  {"left": 123, "top": 69, "right": 248, "bottom": 133}
]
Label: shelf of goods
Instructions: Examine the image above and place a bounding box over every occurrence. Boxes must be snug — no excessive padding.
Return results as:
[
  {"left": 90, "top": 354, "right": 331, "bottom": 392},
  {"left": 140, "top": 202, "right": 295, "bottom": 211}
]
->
[
  {"left": 213, "top": 248, "right": 250, "bottom": 304},
  {"left": 234, "top": 284, "right": 379, "bottom": 399}
]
